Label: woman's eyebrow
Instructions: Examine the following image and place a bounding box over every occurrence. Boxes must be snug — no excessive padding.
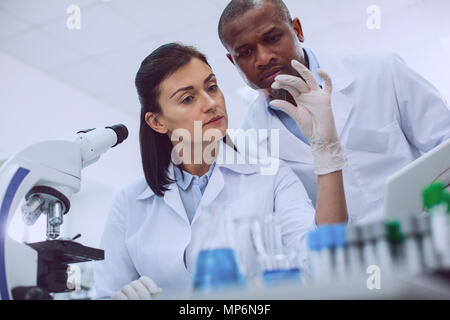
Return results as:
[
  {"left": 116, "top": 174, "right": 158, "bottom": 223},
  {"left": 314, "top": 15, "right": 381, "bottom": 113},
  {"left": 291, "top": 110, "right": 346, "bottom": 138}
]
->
[
  {"left": 204, "top": 73, "right": 216, "bottom": 83},
  {"left": 169, "top": 74, "right": 215, "bottom": 99},
  {"left": 170, "top": 86, "right": 194, "bottom": 99}
]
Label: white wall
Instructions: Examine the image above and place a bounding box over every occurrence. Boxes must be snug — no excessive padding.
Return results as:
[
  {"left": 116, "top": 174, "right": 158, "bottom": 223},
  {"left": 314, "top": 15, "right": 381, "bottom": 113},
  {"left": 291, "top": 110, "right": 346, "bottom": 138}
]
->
[
  {"left": 0, "top": 51, "right": 142, "bottom": 247},
  {"left": 285, "top": 0, "right": 450, "bottom": 101}
]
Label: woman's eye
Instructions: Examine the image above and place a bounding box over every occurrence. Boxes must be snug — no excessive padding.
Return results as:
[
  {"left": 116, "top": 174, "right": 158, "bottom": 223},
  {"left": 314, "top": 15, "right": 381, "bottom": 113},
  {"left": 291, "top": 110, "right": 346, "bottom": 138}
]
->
[
  {"left": 208, "top": 85, "right": 218, "bottom": 92},
  {"left": 182, "top": 96, "right": 194, "bottom": 104}
]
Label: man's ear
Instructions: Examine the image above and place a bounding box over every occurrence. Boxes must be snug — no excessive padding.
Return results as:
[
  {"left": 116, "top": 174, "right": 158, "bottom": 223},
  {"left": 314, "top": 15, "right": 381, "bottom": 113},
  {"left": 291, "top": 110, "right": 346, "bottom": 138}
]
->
[
  {"left": 226, "top": 53, "right": 235, "bottom": 65},
  {"left": 291, "top": 18, "right": 305, "bottom": 43},
  {"left": 145, "top": 112, "right": 168, "bottom": 134}
]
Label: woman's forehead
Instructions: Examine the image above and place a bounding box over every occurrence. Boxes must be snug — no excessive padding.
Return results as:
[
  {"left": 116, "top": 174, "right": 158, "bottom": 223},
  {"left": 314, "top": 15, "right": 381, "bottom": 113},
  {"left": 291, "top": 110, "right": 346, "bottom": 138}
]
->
[{"left": 161, "top": 58, "right": 213, "bottom": 92}]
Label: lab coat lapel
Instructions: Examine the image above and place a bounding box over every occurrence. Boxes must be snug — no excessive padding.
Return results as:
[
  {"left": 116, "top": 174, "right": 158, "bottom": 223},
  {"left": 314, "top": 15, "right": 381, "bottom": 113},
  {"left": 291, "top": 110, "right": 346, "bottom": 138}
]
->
[
  {"left": 190, "top": 164, "right": 225, "bottom": 225},
  {"left": 315, "top": 52, "right": 355, "bottom": 137},
  {"left": 331, "top": 90, "right": 355, "bottom": 138},
  {"left": 163, "top": 164, "right": 189, "bottom": 225},
  {"left": 190, "top": 141, "right": 239, "bottom": 225}
]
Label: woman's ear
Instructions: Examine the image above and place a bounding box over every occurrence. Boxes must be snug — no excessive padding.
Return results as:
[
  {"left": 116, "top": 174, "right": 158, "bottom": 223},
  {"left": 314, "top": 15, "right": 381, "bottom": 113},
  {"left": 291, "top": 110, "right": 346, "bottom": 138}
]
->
[{"left": 145, "top": 112, "right": 168, "bottom": 134}]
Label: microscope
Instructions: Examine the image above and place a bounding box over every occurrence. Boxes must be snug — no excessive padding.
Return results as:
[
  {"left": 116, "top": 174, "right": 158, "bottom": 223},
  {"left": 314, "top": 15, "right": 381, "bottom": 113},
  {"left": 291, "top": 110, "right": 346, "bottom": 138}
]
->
[{"left": 0, "top": 124, "right": 128, "bottom": 300}]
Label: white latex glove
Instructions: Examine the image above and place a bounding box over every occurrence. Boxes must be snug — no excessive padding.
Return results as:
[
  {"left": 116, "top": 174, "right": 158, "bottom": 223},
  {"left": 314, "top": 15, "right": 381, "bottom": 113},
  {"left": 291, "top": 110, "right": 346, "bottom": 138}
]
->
[
  {"left": 112, "top": 276, "right": 162, "bottom": 300},
  {"left": 271, "top": 60, "right": 347, "bottom": 175}
]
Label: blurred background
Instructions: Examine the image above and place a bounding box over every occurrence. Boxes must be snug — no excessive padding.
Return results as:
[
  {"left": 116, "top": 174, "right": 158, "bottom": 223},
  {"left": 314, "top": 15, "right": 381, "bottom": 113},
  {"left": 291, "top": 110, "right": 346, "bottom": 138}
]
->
[{"left": 1, "top": 0, "right": 449, "bottom": 248}]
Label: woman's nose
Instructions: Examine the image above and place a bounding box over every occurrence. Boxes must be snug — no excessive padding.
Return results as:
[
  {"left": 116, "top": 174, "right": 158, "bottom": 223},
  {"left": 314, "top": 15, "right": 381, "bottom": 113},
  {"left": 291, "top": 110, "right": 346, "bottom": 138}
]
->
[{"left": 201, "top": 91, "right": 217, "bottom": 113}]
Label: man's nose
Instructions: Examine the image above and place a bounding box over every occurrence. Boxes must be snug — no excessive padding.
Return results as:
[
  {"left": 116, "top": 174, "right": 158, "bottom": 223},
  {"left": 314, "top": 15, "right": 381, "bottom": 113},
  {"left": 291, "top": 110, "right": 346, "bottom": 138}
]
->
[{"left": 256, "top": 44, "right": 276, "bottom": 70}]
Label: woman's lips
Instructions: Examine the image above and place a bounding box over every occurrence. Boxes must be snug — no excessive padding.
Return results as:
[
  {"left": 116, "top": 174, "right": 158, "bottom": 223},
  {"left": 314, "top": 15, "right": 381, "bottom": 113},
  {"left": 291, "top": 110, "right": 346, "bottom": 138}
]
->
[{"left": 204, "top": 116, "right": 224, "bottom": 126}]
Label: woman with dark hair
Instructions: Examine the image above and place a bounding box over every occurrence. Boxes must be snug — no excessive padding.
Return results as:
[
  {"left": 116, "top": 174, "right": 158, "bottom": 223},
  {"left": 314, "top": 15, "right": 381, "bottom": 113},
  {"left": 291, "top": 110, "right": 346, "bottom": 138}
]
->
[{"left": 94, "top": 43, "right": 348, "bottom": 299}]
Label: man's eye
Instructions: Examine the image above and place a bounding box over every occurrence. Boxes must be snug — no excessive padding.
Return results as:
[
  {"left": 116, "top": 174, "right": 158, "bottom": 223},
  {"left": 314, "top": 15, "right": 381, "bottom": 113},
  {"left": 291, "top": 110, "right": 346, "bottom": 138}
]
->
[
  {"left": 269, "top": 34, "right": 280, "bottom": 42},
  {"left": 239, "top": 49, "right": 252, "bottom": 57},
  {"left": 182, "top": 96, "right": 194, "bottom": 104}
]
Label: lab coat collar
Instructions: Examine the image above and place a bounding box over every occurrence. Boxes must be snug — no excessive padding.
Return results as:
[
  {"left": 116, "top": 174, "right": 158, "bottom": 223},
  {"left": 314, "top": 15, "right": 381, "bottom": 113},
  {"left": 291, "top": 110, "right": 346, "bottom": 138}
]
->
[
  {"left": 135, "top": 165, "right": 180, "bottom": 198},
  {"left": 134, "top": 164, "right": 191, "bottom": 224},
  {"left": 136, "top": 184, "right": 155, "bottom": 200},
  {"left": 314, "top": 51, "right": 356, "bottom": 138},
  {"left": 162, "top": 166, "right": 189, "bottom": 224},
  {"left": 314, "top": 51, "right": 355, "bottom": 92}
]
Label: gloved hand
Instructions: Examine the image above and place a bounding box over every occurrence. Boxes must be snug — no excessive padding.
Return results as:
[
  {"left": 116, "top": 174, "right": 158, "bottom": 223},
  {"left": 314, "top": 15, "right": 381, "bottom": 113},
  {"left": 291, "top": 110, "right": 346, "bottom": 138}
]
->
[
  {"left": 112, "top": 276, "right": 162, "bottom": 300},
  {"left": 270, "top": 60, "right": 347, "bottom": 175}
]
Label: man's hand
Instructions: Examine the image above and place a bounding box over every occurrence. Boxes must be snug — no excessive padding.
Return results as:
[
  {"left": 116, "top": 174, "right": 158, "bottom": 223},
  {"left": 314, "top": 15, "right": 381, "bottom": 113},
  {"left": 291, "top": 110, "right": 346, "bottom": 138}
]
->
[
  {"left": 112, "top": 276, "right": 162, "bottom": 300},
  {"left": 271, "top": 60, "right": 347, "bottom": 175}
]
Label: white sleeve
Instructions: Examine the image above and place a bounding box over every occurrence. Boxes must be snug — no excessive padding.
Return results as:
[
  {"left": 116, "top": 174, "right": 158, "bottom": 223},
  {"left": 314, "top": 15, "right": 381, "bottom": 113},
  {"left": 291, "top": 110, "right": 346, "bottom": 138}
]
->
[
  {"left": 273, "top": 166, "right": 316, "bottom": 271},
  {"left": 93, "top": 190, "right": 139, "bottom": 299},
  {"left": 391, "top": 54, "right": 450, "bottom": 154}
]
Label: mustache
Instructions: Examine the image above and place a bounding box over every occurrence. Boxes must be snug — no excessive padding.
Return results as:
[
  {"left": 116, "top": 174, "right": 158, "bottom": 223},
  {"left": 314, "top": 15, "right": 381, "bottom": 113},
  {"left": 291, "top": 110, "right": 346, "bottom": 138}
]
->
[{"left": 259, "top": 64, "right": 301, "bottom": 80}]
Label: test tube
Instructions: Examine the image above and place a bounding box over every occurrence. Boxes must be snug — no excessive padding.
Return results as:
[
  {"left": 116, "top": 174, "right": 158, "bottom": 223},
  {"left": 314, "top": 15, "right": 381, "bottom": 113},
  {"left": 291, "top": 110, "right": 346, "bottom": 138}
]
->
[
  {"left": 445, "top": 193, "right": 450, "bottom": 269},
  {"left": 332, "top": 224, "right": 347, "bottom": 282},
  {"left": 359, "top": 224, "right": 377, "bottom": 271},
  {"left": 307, "top": 229, "right": 323, "bottom": 282},
  {"left": 414, "top": 214, "right": 438, "bottom": 272},
  {"left": 423, "top": 182, "right": 449, "bottom": 269},
  {"left": 430, "top": 204, "right": 448, "bottom": 268},
  {"left": 402, "top": 217, "right": 423, "bottom": 275},
  {"left": 387, "top": 221, "right": 404, "bottom": 271},
  {"left": 345, "top": 225, "right": 362, "bottom": 279},
  {"left": 317, "top": 225, "right": 334, "bottom": 282},
  {"left": 371, "top": 222, "right": 393, "bottom": 275}
]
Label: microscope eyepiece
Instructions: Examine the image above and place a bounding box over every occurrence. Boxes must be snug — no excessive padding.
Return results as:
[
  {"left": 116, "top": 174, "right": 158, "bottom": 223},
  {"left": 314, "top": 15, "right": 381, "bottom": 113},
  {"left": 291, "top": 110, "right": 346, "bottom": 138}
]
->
[{"left": 106, "top": 124, "right": 129, "bottom": 147}]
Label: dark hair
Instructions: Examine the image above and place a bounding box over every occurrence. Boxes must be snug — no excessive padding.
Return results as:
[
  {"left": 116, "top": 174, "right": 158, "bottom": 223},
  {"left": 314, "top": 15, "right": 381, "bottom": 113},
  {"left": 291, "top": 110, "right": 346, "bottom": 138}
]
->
[
  {"left": 135, "top": 43, "right": 210, "bottom": 197},
  {"left": 218, "top": 0, "right": 292, "bottom": 48}
]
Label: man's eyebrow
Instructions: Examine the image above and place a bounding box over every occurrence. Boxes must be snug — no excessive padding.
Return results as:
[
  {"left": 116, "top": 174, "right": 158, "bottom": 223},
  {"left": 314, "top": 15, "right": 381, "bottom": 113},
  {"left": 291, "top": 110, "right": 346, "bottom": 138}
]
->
[
  {"left": 234, "top": 27, "right": 280, "bottom": 52},
  {"left": 235, "top": 43, "right": 251, "bottom": 53},
  {"left": 169, "top": 74, "right": 215, "bottom": 99},
  {"left": 262, "top": 26, "right": 280, "bottom": 37}
]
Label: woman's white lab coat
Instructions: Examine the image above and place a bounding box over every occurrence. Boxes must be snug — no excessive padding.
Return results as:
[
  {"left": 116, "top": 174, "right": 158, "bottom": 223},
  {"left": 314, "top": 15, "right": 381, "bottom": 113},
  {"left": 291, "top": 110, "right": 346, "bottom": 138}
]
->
[
  {"left": 94, "top": 142, "right": 315, "bottom": 298},
  {"left": 240, "top": 51, "right": 450, "bottom": 224}
]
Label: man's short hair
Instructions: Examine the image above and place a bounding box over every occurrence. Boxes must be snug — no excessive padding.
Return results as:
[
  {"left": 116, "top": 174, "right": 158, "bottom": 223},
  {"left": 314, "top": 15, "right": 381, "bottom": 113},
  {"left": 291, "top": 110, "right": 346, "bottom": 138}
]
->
[{"left": 218, "top": 0, "right": 293, "bottom": 48}]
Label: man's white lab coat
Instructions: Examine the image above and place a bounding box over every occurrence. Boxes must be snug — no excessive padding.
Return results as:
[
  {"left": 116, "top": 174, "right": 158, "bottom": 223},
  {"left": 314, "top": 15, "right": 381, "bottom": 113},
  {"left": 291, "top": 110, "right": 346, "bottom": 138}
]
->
[{"left": 240, "top": 52, "right": 450, "bottom": 224}]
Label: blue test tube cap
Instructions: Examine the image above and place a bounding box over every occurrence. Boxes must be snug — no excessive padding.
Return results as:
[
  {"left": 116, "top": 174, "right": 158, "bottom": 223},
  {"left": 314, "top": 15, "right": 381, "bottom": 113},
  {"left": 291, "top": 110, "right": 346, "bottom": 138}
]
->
[
  {"left": 307, "top": 229, "right": 321, "bottom": 251},
  {"left": 318, "top": 225, "right": 334, "bottom": 249},
  {"left": 332, "top": 224, "right": 347, "bottom": 248}
]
